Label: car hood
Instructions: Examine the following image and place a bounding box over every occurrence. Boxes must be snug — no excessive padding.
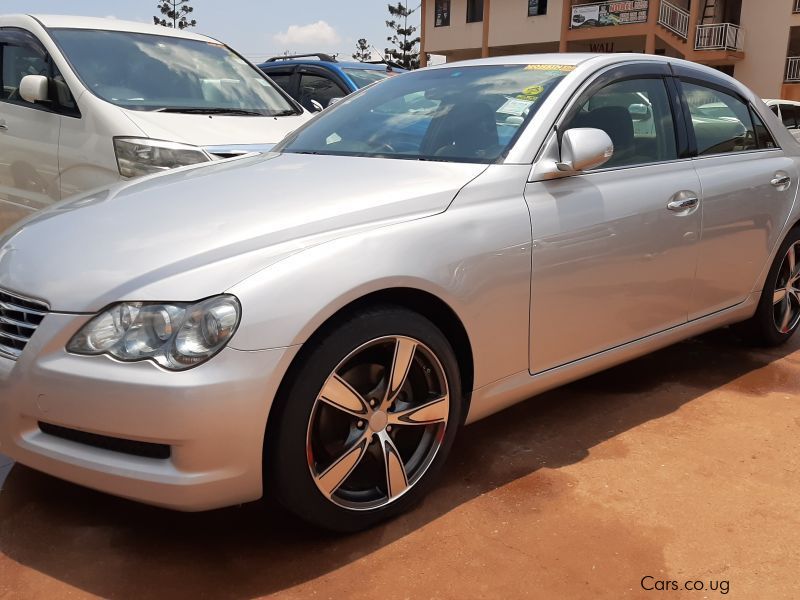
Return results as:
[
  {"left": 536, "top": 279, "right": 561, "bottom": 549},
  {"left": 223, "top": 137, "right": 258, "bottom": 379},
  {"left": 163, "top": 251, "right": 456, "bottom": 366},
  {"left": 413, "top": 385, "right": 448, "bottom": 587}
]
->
[
  {"left": 122, "top": 109, "right": 312, "bottom": 147},
  {"left": 0, "top": 153, "right": 487, "bottom": 313}
]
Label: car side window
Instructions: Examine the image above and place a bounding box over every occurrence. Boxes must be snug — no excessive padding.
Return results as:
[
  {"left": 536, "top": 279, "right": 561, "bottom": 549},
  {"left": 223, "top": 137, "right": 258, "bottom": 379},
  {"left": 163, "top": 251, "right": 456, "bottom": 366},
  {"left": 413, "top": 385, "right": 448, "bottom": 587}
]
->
[
  {"left": 265, "top": 71, "right": 293, "bottom": 94},
  {"left": 681, "top": 81, "right": 758, "bottom": 156},
  {"left": 0, "top": 29, "right": 79, "bottom": 116},
  {"left": 562, "top": 77, "right": 678, "bottom": 169},
  {"left": 780, "top": 103, "right": 798, "bottom": 129},
  {"left": 1, "top": 36, "right": 48, "bottom": 103},
  {"left": 298, "top": 73, "right": 346, "bottom": 110},
  {"left": 751, "top": 110, "right": 778, "bottom": 149}
]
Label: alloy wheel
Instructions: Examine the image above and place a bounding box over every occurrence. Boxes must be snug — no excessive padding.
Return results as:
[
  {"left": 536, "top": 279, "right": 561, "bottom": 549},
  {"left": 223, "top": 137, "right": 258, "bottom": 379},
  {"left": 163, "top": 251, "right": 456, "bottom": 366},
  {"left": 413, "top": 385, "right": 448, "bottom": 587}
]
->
[
  {"left": 773, "top": 241, "right": 800, "bottom": 334},
  {"left": 306, "top": 335, "right": 450, "bottom": 511}
]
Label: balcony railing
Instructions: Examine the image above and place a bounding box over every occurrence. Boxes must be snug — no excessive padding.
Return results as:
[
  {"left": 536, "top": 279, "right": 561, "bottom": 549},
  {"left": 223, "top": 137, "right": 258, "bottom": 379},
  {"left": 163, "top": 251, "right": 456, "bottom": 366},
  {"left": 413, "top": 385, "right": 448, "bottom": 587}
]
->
[
  {"left": 658, "top": 0, "right": 689, "bottom": 39},
  {"left": 695, "top": 23, "right": 744, "bottom": 51},
  {"left": 794, "top": 0, "right": 800, "bottom": 14},
  {"left": 569, "top": 0, "right": 650, "bottom": 29},
  {"left": 787, "top": 57, "right": 800, "bottom": 82}
]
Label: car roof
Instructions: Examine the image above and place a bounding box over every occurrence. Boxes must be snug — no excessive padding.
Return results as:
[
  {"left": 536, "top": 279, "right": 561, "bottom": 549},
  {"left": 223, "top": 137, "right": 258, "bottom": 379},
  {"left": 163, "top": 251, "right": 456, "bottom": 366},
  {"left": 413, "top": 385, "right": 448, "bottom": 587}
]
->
[
  {"left": 764, "top": 98, "right": 800, "bottom": 106},
  {"left": 260, "top": 59, "right": 401, "bottom": 71},
  {"left": 22, "top": 14, "right": 215, "bottom": 42}
]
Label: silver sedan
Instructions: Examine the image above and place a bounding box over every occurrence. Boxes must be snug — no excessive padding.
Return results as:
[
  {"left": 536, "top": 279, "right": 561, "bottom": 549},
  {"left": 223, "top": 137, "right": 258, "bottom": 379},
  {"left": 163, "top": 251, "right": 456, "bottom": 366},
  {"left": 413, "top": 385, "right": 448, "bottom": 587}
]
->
[{"left": 1, "top": 54, "right": 798, "bottom": 531}]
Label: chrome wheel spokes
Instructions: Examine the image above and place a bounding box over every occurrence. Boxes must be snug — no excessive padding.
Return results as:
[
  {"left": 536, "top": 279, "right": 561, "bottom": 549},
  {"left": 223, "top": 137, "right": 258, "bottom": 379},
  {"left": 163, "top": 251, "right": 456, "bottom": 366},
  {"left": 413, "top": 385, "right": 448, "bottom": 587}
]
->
[
  {"left": 306, "top": 335, "right": 450, "bottom": 510},
  {"left": 773, "top": 242, "right": 800, "bottom": 334}
]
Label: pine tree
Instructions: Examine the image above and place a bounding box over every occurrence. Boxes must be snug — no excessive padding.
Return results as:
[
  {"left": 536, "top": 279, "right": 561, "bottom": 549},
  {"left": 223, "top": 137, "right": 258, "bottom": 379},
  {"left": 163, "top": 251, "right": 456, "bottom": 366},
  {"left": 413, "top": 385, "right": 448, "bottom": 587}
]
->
[
  {"left": 386, "top": 2, "right": 421, "bottom": 70},
  {"left": 154, "top": 0, "right": 197, "bottom": 30},
  {"left": 353, "top": 38, "right": 372, "bottom": 62}
]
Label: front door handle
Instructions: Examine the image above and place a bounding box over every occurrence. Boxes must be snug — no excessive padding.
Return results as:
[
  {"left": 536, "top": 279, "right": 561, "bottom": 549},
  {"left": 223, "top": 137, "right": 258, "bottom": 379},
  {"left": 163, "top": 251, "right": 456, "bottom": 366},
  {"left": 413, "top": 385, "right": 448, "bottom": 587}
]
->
[
  {"left": 0, "top": 120, "right": 7, "bottom": 131},
  {"left": 667, "top": 195, "right": 699, "bottom": 212},
  {"left": 771, "top": 175, "right": 791, "bottom": 188}
]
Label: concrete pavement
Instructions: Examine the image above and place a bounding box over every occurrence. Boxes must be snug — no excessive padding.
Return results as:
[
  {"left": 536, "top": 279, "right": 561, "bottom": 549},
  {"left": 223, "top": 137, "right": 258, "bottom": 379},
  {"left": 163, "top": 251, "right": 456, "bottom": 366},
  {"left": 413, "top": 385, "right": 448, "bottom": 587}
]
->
[{"left": 0, "top": 328, "right": 798, "bottom": 599}]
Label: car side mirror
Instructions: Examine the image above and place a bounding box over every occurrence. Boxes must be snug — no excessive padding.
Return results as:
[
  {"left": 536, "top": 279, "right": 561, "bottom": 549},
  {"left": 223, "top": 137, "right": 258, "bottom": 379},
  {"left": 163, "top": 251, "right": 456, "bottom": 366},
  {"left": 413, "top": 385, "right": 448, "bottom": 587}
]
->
[
  {"left": 628, "top": 103, "right": 652, "bottom": 122},
  {"left": 20, "top": 75, "right": 49, "bottom": 104},
  {"left": 310, "top": 99, "right": 324, "bottom": 113},
  {"left": 557, "top": 128, "right": 614, "bottom": 173}
]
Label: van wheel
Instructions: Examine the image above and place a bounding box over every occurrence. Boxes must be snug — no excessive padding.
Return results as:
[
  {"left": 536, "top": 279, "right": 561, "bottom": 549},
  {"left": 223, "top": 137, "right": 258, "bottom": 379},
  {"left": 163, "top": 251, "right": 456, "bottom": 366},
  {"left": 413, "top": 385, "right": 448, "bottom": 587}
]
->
[
  {"left": 268, "top": 306, "right": 462, "bottom": 532},
  {"left": 734, "top": 228, "right": 800, "bottom": 346}
]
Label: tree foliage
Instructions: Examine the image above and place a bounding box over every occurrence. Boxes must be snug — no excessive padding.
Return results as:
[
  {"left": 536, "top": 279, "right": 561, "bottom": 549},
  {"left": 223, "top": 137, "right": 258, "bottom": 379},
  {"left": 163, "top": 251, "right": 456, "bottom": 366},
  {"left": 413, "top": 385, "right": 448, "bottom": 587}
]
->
[
  {"left": 154, "top": 0, "right": 197, "bottom": 30},
  {"left": 352, "top": 38, "right": 372, "bottom": 62},
  {"left": 385, "top": 2, "right": 421, "bottom": 70}
]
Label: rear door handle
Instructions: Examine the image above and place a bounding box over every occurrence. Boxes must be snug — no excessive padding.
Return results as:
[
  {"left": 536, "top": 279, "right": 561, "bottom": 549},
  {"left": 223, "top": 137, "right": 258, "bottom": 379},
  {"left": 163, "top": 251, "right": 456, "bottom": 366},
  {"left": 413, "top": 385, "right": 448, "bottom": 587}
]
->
[
  {"left": 771, "top": 175, "right": 791, "bottom": 188},
  {"left": 0, "top": 120, "right": 7, "bottom": 131},
  {"left": 667, "top": 195, "right": 699, "bottom": 212}
]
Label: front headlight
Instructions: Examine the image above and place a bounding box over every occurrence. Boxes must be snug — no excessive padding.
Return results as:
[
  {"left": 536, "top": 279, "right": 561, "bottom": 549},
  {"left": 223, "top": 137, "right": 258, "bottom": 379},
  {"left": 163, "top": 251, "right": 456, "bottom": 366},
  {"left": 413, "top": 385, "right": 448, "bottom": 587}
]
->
[
  {"left": 113, "top": 137, "right": 212, "bottom": 178},
  {"left": 67, "top": 295, "right": 241, "bottom": 371}
]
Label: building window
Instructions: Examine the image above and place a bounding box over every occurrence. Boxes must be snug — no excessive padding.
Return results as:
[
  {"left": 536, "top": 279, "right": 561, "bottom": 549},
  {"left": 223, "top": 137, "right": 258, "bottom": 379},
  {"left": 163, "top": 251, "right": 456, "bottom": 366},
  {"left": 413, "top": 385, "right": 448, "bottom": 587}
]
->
[
  {"left": 435, "top": 0, "right": 451, "bottom": 27},
  {"left": 467, "top": 0, "right": 484, "bottom": 23},
  {"left": 528, "top": 0, "right": 547, "bottom": 16}
]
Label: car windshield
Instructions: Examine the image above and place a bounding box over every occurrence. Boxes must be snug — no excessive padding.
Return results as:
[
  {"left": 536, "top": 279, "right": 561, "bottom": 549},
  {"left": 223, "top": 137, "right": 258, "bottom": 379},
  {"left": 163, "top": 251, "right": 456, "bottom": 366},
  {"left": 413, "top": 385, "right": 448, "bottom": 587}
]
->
[
  {"left": 278, "top": 64, "right": 571, "bottom": 163},
  {"left": 342, "top": 67, "right": 394, "bottom": 89},
  {"left": 49, "top": 28, "right": 298, "bottom": 115}
]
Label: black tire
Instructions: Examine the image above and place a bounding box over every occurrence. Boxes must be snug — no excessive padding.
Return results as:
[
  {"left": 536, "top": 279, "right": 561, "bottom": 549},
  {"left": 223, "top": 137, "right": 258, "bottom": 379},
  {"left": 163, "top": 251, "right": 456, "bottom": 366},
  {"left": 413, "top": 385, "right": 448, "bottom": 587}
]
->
[
  {"left": 733, "top": 227, "right": 800, "bottom": 346},
  {"left": 267, "top": 306, "right": 462, "bottom": 532}
]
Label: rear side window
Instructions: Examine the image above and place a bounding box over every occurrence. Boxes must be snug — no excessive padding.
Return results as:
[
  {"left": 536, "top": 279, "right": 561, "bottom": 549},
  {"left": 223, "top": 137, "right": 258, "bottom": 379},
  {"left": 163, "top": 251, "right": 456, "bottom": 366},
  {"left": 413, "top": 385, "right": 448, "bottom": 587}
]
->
[
  {"left": 682, "top": 81, "right": 757, "bottom": 155},
  {"left": 751, "top": 110, "right": 777, "bottom": 149},
  {"left": 563, "top": 77, "right": 678, "bottom": 168}
]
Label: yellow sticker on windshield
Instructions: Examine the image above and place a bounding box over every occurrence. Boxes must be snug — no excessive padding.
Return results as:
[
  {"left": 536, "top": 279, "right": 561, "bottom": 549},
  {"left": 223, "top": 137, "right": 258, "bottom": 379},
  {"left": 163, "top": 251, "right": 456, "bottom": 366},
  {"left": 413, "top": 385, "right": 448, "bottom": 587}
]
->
[
  {"left": 525, "top": 64, "right": 576, "bottom": 72},
  {"left": 522, "top": 85, "right": 544, "bottom": 96}
]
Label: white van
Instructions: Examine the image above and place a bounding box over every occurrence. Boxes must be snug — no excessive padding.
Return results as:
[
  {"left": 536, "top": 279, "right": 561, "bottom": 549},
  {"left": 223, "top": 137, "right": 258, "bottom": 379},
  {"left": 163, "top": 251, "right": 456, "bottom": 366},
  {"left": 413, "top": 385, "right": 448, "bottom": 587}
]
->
[
  {"left": 0, "top": 15, "right": 311, "bottom": 231},
  {"left": 763, "top": 99, "right": 800, "bottom": 143}
]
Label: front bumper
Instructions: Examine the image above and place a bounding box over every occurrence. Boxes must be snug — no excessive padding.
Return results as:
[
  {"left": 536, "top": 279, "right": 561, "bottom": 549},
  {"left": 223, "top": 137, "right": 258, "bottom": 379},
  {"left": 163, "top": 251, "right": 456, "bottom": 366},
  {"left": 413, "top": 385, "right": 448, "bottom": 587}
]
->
[{"left": 0, "top": 312, "right": 299, "bottom": 511}]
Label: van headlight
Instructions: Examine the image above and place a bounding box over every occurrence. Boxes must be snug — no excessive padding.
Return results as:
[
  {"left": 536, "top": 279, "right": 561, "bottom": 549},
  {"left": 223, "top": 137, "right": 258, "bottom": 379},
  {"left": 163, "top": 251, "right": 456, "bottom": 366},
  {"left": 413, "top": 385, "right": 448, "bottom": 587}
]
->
[
  {"left": 113, "top": 137, "right": 212, "bottom": 178},
  {"left": 67, "top": 295, "right": 241, "bottom": 370}
]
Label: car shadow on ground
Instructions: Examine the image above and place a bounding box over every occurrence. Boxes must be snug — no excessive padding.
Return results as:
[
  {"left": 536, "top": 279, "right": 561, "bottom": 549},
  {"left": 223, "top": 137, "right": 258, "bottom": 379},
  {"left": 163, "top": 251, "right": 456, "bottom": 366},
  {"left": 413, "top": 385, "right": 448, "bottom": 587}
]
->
[{"left": 0, "top": 328, "right": 796, "bottom": 599}]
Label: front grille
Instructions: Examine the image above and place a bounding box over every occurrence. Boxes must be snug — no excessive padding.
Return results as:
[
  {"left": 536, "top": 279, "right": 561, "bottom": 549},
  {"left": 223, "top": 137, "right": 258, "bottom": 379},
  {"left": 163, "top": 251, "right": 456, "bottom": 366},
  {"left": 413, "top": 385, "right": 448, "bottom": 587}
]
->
[
  {"left": 39, "top": 422, "right": 172, "bottom": 460},
  {"left": 0, "top": 288, "right": 49, "bottom": 360}
]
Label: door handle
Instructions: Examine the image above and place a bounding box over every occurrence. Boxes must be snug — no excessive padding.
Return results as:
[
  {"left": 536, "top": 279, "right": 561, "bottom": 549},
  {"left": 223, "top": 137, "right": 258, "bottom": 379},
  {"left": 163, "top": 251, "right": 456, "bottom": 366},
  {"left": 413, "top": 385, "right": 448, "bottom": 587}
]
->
[
  {"left": 0, "top": 120, "right": 7, "bottom": 131},
  {"left": 667, "top": 195, "right": 699, "bottom": 212},
  {"left": 771, "top": 175, "right": 791, "bottom": 188}
]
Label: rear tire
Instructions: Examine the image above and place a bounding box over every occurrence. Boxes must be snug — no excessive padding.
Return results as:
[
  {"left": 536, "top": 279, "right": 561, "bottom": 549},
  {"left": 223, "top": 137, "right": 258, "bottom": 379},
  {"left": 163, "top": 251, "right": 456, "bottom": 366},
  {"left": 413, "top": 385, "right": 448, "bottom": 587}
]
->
[
  {"left": 267, "top": 306, "right": 462, "bottom": 532},
  {"left": 733, "top": 227, "right": 800, "bottom": 346}
]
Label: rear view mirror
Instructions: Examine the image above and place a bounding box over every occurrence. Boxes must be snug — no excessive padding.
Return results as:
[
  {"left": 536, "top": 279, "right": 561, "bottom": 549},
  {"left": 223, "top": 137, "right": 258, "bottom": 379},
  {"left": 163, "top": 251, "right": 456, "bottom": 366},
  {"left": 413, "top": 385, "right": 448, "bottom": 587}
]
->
[
  {"left": 557, "top": 128, "right": 614, "bottom": 173},
  {"left": 20, "top": 75, "right": 49, "bottom": 103}
]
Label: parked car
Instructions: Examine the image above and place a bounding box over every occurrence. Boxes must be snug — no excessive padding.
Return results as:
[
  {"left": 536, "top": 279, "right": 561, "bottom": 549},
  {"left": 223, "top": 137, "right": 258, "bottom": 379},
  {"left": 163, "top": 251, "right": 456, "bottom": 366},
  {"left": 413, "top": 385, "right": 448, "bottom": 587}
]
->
[
  {"left": 764, "top": 98, "right": 800, "bottom": 142},
  {"left": 2, "top": 54, "right": 799, "bottom": 532},
  {"left": 0, "top": 14, "right": 310, "bottom": 232},
  {"left": 259, "top": 53, "right": 404, "bottom": 112}
]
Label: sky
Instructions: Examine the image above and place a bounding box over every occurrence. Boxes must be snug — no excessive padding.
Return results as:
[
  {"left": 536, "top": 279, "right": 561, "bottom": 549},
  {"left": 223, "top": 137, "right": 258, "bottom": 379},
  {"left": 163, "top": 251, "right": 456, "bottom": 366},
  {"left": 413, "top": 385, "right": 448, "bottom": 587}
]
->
[{"left": 2, "top": 0, "right": 423, "bottom": 63}]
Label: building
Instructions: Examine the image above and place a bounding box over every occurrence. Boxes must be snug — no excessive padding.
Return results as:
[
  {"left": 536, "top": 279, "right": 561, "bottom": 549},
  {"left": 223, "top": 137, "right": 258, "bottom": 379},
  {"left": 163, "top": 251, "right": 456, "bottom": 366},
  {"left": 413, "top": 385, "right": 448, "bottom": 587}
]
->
[{"left": 420, "top": 0, "right": 800, "bottom": 100}]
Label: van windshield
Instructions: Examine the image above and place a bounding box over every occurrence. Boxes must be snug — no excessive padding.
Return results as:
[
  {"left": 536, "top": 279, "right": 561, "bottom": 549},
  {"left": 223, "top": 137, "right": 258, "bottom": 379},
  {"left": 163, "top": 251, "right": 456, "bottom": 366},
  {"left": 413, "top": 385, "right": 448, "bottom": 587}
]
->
[{"left": 50, "top": 28, "right": 299, "bottom": 116}]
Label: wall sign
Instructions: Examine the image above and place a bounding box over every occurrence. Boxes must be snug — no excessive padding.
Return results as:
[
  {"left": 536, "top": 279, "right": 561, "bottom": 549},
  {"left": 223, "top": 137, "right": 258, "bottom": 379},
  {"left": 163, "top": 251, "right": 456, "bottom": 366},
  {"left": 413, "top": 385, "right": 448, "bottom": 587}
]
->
[{"left": 571, "top": 0, "right": 649, "bottom": 28}]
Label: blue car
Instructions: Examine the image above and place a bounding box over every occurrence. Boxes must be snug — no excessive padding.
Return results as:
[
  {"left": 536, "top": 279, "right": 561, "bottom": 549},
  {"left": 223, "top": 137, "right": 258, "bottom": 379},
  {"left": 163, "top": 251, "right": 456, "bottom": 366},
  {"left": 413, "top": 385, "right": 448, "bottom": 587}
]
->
[{"left": 259, "top": 53, "right": 405, "bottom": 112}]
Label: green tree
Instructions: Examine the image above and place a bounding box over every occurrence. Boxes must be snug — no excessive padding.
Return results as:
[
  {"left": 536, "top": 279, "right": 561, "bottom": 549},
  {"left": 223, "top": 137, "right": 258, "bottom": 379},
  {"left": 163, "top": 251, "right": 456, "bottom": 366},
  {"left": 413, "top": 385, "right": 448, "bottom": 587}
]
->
[
  {"left": 154, "top": 0, "right": 197, "bottom": 29},
  {"left": 385, "top": 2, "right": 421, "bottom": 70},
  {"left": 353, "top": 38, "right": 372, "bottom": 62}
]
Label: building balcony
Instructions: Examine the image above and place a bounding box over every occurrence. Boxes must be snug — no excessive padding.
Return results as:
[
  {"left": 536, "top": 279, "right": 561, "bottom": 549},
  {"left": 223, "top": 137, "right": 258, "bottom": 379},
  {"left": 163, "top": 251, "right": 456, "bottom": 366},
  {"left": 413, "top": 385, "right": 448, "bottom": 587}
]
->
[
  {"left": 695, "top": 22, "right": 744, "bottom": 52},
  {"left": 787, "top": 57, "right": 800, "bottom": 83}
]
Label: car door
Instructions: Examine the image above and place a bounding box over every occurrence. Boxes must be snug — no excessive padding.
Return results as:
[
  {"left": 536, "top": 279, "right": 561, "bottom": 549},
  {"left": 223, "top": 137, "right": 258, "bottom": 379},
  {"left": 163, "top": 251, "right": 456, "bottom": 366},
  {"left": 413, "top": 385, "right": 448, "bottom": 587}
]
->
[
  {"left": 0, "top": 28, "right": 62, "bottom": 232},
  {"left": 674, "top": 72, "right": 800, "bottom": 319},
  {"left": 525, "top": 64, "right": 702, "bottom": 373},
  {"left": 297, "top": 67, "right": 349, "bottom": 111}
]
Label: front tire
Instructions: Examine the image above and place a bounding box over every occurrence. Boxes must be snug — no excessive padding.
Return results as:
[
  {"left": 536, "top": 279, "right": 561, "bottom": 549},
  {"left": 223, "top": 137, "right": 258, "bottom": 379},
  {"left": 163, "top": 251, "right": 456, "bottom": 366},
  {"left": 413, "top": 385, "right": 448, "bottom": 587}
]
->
[
  {"left": 734, "top": 227, "right": 800, "bottom": 346},
  {"left": 268, "top": 306, "right": 462, "bottom": 532}
]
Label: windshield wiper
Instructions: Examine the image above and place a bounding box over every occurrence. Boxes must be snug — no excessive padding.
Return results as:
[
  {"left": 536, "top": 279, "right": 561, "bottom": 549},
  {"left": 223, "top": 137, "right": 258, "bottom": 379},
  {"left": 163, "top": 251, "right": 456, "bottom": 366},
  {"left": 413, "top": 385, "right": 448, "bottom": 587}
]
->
[
  {"left": 269, "top": 109, "right": 299, "bottom": 116},
  {"left": 153, "top": 107, "right": 264, "bottom": 116}
]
